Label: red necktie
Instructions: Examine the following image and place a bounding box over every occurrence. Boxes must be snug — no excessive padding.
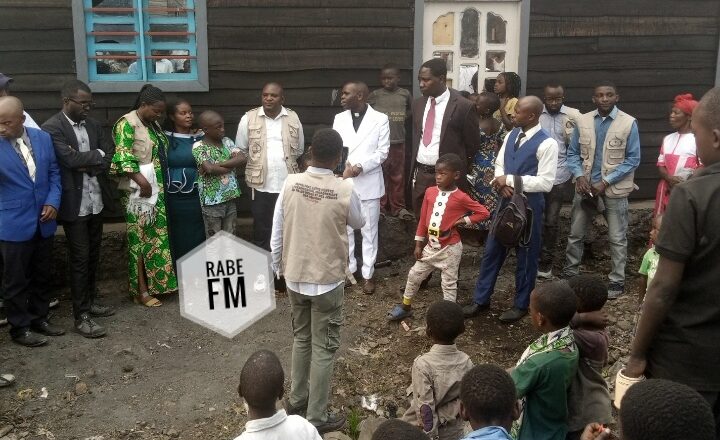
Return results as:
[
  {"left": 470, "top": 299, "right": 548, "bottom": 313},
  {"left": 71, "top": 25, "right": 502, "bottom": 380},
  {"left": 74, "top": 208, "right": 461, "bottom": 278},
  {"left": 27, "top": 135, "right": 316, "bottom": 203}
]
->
[{"left": 422, "top": 97, "right": 436, "bottom": 147}]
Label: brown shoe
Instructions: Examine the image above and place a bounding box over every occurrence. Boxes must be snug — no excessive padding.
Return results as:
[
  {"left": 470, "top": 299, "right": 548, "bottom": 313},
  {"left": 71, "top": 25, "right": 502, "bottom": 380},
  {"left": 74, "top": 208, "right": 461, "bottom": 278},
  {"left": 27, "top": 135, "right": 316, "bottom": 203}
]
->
[{"left": 362, "top": 278, "right": 376, "bottom": 295}]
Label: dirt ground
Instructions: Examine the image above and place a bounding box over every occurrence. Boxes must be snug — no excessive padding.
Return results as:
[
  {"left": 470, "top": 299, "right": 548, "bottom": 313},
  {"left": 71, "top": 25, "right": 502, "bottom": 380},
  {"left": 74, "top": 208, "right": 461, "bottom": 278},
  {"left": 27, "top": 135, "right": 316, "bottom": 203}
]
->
[{"left": 0, "top": 234, "right": 644, "bottom": 440}]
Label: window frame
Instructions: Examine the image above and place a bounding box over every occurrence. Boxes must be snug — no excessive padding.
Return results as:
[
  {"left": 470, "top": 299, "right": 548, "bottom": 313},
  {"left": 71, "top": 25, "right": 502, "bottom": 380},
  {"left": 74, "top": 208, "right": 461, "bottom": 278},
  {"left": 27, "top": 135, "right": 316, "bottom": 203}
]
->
[{"left": 71, "top": 0, "right": 209, "bottom": 93}]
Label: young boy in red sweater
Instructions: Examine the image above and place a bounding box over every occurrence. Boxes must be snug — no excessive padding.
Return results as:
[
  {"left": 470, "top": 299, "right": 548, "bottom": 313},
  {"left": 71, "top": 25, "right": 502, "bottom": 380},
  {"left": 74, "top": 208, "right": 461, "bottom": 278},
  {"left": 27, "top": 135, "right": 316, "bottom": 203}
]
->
[{"left": 387, "top": 153, "right": 489, "bottom": 320}]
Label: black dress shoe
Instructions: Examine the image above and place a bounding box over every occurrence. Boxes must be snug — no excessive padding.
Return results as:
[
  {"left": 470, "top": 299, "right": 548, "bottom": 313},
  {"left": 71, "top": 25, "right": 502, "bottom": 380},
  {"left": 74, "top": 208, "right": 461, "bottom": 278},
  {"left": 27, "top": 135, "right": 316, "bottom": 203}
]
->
[
  {"left": 312, "top": 413, "right": 346, "bottom": 435},
  {"left": 463, "top": 302, "right": 490, "bottom": 318},
  {"left": 75, "top": 315, "right": 107, "bottom": 338},
  {"left": 12, "top": 329, "right": 48, "bottom": 347},
  {"left": 31, "top": 321, "right": 65, "bottom": 336},
  {"left": 499, "top": 307, "right": 528, "bottom": 323},
  {"left": 90, "top": 304, "right": 116, "bottom": 317},
  {"left": 281, "top": 397, "right": 307, "bottom": 417}
]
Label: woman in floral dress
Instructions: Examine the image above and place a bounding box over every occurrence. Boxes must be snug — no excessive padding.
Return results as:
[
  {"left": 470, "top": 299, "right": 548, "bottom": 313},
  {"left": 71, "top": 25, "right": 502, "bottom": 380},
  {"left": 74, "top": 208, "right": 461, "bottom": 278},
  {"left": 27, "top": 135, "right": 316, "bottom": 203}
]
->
[
  {"left": 467, "top": 92, "right": 506, "bottom": 234},
  {"left": 111, "top": 84, "right": 177, "bottom": 307}
]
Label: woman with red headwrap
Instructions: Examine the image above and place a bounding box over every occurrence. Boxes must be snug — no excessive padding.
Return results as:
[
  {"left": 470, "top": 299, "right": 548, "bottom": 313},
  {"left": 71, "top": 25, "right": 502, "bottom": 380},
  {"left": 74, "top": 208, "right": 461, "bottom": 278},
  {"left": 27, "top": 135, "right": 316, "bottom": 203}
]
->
[{"left": 653, "top": 93, "right": 700, "bottom": 216}]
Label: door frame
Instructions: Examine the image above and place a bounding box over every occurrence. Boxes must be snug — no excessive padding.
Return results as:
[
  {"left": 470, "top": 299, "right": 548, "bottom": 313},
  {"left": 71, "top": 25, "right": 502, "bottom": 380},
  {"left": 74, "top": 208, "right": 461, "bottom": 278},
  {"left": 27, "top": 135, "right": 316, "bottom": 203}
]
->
[{"left": 413, "top": 0, "right": 531, "bottom": 96}]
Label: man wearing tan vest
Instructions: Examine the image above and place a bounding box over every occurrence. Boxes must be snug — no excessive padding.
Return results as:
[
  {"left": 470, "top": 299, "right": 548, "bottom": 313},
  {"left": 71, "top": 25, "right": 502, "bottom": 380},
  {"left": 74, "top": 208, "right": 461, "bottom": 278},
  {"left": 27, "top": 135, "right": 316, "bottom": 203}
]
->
[
  {"left": 235, "top": 82, "right": 305, "bottom": 251},
  {"left": 561, "top": 81, "right": 641, "bottom": 299},
  {"left": 270, "top": 128, "right": 364, "bottom": 434}
]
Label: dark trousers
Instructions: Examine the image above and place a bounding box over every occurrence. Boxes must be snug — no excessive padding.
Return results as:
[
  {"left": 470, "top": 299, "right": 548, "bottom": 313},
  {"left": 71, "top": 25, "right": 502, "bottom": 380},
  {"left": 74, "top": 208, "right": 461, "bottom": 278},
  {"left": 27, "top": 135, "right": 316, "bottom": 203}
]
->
[
  {"left": 411, "top": 166, "right": 436, "bottom": 219},
  {"left": 251, "top": 189, "right": 280, "bottom": 252},
  {"left": 539, "top": 180, "right": 572, "bottom": 268},
  {"left": 64, "top": 214, "right": 103, "bottom": 319},
  {"left": 381, "top": 142, "right": 406, "bottom": 215},
  {"left": 0, "top": 233, "right": 53, "bottom": 337},
  {"left": 697, "top": 391, "right": 720, "bottom": 440},
  {"left": 472, "top": 195, "right": 544, "bottom": 310}
]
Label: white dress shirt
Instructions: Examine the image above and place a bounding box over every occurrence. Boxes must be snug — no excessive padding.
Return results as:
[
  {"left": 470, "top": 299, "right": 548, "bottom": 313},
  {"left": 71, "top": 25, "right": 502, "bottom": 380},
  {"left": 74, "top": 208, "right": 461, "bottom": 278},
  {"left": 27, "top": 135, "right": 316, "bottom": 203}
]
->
[
  {"left": 494, "top": 123, "right": 558, "bottom": 193},
  {"left": 270, "top": 166, "right": 364, "bottom": 296},
  {"left": 63, "top": 113, "right": 104, "bottom": 216},
  {"left": 23, "top": 111, "right": 40, "bottom": 130},
  {"left": 234, "top": 410, "right": 322, "bottom": 440},
  {"left": 416, "top": 87, "right": 450, "bottom": 165},
  {"left": 235, "top": 106, "right": 305, "bottom": 193}
]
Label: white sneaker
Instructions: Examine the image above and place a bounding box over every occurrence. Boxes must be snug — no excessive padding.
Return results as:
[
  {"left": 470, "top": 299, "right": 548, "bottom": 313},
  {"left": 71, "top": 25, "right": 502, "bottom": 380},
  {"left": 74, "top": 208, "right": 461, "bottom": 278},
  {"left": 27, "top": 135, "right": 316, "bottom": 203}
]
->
[{"left": 536, "top": 269, "right": 553, "bottom": 280}]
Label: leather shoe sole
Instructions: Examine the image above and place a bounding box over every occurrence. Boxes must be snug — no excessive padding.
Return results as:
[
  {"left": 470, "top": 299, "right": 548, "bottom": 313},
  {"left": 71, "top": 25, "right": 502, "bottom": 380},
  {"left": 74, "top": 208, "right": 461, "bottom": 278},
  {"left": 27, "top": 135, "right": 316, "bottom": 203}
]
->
[
  {"left": 31, "top": 322, "right": 66, "bottom": 336},
  {"left": 462, "top": 303, "right": 490, "bottom": 318},
  {"left": 12, "top": 331, "right": 48, "bottom": 347},
  {"left": 499, "top": 308, "right": 528, "bottom": 323},
  {"left": 90, "top": 304, "right": 116, "bottom": 317}
]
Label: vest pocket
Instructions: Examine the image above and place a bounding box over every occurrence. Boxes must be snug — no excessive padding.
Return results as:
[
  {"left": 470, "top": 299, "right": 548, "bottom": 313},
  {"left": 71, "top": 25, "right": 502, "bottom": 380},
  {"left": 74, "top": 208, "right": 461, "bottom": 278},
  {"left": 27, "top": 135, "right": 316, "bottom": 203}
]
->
[
  {"left": 245, "top": 162, "right": 263, "bottom": 185},
  {"left": 579, "top": 136, "right": 591, "bottom": 159},
  {"left": 606, "top": 133, "right": 626, "bottom": 165}
]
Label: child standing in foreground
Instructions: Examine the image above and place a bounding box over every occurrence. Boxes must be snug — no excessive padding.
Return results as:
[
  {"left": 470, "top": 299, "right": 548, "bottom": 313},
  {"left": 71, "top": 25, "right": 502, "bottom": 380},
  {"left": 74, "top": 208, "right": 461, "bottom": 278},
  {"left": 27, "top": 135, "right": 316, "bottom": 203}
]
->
[
  {"left": 565, "top": 275, "right": 612, "bottom": 440},
  {"left": 368, "top": 63, "right": 413, "bottom": 219},
  {"left": 459, "top": 364, "right": 519, "bottom": 440},
  {"left": 401, "top": 300, "right": 474, "bottom": 440},
  {"left": 510, "top": 281, "right": 579, "bottom": 440},
  {"left": 234, "top": 350, "right": 321, "bottom": 440},
  {"left": 638, "top": 215, "right": 662, "bottom": 303},
  {"left": 387, "top": 154, "right": 489, "bottom": 321},
  {"left": 192, "top": 110, "right": 245, "bottom": 237}
]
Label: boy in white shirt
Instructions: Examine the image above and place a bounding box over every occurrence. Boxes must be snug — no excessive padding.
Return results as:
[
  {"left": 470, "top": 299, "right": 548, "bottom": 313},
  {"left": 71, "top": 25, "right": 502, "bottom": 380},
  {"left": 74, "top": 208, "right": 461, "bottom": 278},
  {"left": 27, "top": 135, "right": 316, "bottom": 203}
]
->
[{"left": 234, "top": 350, "right": 321, "bottom": 440}]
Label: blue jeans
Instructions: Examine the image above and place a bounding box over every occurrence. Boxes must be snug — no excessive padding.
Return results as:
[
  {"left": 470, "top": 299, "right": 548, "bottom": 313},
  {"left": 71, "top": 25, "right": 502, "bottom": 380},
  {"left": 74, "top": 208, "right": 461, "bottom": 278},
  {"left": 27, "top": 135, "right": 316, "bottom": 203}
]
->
[{"left": 563, "top": 193, "right": 629, "bottom": 285}]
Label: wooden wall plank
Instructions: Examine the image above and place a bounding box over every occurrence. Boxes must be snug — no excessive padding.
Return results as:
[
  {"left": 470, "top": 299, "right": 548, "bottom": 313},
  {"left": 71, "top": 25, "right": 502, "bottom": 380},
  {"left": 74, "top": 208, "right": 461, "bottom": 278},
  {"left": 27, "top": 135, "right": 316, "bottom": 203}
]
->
[
  {"left": 209, "top": 0, "right": 413, "bottom": 6},
  {"left": 0, "top": 29, "right": 74, "bottom": 52},
  {"left": 0, "top": 51, "right": 76, "bottom": 74},
  {"left": 528, "top": 69, "right": 716, "bottom": 88},
  {"left": 1, "top": 0, "right": 71, "bottom": 6},
  {"left": 532, "top": 0, "right": 720, "bottom": 18},
  {"left": 208, "top": 7, "right": 412, "bottom": 27},
  {"left": 530, "top": 16, "right": 717, "bottom": 38},
  {"left": 529, "top": 35, "right": 719, "bottom": 56},
  {"left": 528, "top": 51, "right": 716, "bottom": 72},
  {"left": 208, "top": 26, "right": 413, "bottom": 50},
  {"left": 208, "top": 70, "right": 413, "bottom": 90},
  {"left": 525, "top": 86, "right": 710, "bottom": 104},
  {"left": 209, "top": 49, "right": 412, "bottom": 71},
  {"left": 0, "top": 8, "right": 73, "bottom": 30}
]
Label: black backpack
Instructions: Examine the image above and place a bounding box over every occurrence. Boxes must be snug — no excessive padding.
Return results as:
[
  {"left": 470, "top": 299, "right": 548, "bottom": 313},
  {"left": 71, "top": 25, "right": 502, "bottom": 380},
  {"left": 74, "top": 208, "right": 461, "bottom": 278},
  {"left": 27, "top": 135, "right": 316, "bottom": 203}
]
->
[{"left": 489, "top": 176, "right": 533, "bottom": 248}]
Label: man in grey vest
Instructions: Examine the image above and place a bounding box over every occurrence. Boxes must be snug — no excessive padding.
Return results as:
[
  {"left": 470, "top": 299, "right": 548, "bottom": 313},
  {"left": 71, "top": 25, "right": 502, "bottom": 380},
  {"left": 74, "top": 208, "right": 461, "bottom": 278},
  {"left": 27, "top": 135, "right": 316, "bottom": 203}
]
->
[
  {"left": 561, "top": 81, "right": 641, "bottom": 299},
  {"left": 235, "top": 82, "right": 305, "bottom": 251},
  {"left": 270, "top": 128, "right": 364, "bottom": 434}
]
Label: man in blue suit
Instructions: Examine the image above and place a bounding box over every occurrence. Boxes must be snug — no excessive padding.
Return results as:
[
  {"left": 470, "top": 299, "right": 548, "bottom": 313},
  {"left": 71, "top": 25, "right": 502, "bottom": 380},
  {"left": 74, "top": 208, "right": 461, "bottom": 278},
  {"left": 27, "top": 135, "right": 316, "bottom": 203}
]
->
[{"left": 0, "top": 96, "right": 62, "bottom": 347}]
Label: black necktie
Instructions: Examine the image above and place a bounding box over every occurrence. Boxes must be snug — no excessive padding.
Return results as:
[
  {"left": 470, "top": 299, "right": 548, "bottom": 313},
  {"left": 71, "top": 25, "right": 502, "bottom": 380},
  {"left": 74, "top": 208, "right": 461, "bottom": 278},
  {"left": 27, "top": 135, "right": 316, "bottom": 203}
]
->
[{"left": 514, "top": 132, "right": 526, "bottom": 152}]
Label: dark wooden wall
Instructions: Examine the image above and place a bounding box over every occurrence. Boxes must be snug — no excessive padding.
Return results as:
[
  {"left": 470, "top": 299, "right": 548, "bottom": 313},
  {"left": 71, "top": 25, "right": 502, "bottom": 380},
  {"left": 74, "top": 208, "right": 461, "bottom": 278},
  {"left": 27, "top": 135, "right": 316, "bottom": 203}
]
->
[
  {"left": 0, "top": 0, "right": 415, "bottom": 142},
  {"left": 526, "top": 0, "right": 720, "bottom": 199}
]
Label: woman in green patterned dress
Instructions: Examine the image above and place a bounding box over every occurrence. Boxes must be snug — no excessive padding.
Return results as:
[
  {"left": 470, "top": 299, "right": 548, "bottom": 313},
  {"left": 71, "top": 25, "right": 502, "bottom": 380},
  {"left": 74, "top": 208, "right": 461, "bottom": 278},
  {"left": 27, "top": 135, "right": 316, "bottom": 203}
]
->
[{"left": 111, "top": 85, "right": 177, "bottom": 307}]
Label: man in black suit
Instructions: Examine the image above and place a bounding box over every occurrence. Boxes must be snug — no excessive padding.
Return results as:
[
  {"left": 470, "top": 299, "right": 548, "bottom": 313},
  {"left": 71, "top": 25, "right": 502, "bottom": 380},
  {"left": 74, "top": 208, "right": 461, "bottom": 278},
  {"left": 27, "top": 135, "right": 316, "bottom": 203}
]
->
[
  {"left": 411, "top": 58, "right": 481, "bottom": 217},
  {"left": 41, "top": 80, "right": 115, "bottom": 338}
]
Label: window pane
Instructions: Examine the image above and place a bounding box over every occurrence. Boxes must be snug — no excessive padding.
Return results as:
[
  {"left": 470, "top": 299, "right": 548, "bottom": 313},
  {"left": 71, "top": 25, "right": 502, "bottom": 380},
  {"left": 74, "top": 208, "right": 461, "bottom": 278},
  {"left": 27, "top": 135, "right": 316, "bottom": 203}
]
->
[
  {"left": 94, "top": 50, "right": 138, "bottom": 74},
  {"left": 459, "top": 64, "right": 478, "bottom": 93},
  {"left": 150, "top": 49, "right": 190, "bottom": 73},
  {"left": 487, "top": 13, "right": 506, "bottom": 44},
  {"left": 432, "top": 50, "right": 453, "bottom": 72},
  {"left": 148, "top": 23, "right": 190, "bottom": 43},
  {"left": 93, "top": 23, "right": 137, "bottom": 44},
  {"left": 483, "top": 77, "right": 496, "bottom": 93},
  {"left": 460, "top": 8, "right": 479, "bottom": 58},
  {"left": 486, "top": 51, "right": 505, "bottom": 72},
  {"left": 145, "top": 0, "right": 191, "bottom": 18},
  {"left": 432, "top": 12, "right": 454, "bottom": 46},
  {"left": 91, "top": 0, "right": 135, "bottom": 17}
]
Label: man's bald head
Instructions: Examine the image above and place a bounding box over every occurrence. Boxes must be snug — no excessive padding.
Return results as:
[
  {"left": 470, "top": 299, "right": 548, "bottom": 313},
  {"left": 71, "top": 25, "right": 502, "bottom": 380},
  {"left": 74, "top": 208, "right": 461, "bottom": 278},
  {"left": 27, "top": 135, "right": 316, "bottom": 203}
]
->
[
  {"left": 340, "top": 81, "right": 369, "bottom": 111},
  {"left": 197, "top": 109, "right": 222, "bottom": 127},
  {"left": 0, "top": 96, "right": 26, "bottom": 139},
  {"left": 512, "top": 95, "right": 543, "bottom": 129}
]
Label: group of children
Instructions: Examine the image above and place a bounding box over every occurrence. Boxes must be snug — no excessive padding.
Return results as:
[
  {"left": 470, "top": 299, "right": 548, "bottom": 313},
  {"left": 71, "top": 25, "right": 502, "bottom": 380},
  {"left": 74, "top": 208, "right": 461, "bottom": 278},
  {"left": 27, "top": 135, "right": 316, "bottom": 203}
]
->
[{"left": 233, "top": 277, "right": 715, "bottom": 440}]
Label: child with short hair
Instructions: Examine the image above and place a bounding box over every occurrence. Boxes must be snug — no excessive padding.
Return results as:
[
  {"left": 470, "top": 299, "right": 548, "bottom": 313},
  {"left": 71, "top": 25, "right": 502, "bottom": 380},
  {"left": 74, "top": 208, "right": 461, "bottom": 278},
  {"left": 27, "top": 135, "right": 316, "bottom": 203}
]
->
[
  {"left": 510, "top": 281, "right": 579, "bottom": 440},
  {"left": 372, "top": 419, "right": 428, "bottom": 440},
  {"left": 638, "top": 215, "right": 661, "bottom": 303},
  {"left": 401, "top": 300, "right": 474, "bottom": 440},
  {"left": 368, "top": 63, "right": 413, "bottom": 219},
  {"left": 234, "top": 350, "right": 321, "bottom": 440},
  {"left": 581, "top": 379, "right": 715, "bottom": 440},
  {"left": 192, "top": 110, "right": 244, "bottom": 238},
  {"left": 387, "top": 154, "right": 489, "bottom": 321},
  {"left": 459, "top": 364, "right": 519, "bottom": 440},
  {"left": 565, "top": 275, "right": 612, "bottom": 440}
]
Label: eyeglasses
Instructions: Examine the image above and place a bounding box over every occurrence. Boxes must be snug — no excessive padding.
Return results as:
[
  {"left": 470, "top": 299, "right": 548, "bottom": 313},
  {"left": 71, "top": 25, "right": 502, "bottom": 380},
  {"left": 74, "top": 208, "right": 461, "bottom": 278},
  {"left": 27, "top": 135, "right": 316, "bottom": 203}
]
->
[
  {"left": 543, "top": 97, "right": 564, "bottom": 103},
  {"left": 67, "top": 97, "right": 95, "bottom": 108}
]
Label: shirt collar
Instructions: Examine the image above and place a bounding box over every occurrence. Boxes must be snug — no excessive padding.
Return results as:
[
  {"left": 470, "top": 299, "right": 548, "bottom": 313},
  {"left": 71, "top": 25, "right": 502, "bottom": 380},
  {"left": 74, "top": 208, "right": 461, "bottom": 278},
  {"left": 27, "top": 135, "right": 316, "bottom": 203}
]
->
[
  {"left": 593, "top": 106, "right": 618, "bottom": 120},
  {"left": 432, "top": 87, "right": 451, "bottom": 105},
  {"left": 522, "top": 123, "right": 543, "bottom": 139},
  {"left": 429, "top": 343, "right": 460, "bottom": 354},
  {"left": 244, "top": 409, "right": 288, "bottom": 433},
  {"left": 63, "top": 112, "right": 85, "bottom": 127},
  {"left": 306, "top": 166, "right": 334, "bottom": 175},
  {"left": 464, "top": 426, "right": 512, "bottom": 439},
  {"left": 258, "top": 106, "right": 289, "bottom": 120}
]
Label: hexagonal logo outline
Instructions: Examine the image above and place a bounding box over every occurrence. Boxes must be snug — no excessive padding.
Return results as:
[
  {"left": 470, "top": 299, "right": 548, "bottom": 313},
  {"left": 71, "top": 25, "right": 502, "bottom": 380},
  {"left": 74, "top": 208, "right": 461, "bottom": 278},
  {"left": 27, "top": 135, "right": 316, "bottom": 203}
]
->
[{"left": 177, "top": 231, "right": 276, "bottom": 338}]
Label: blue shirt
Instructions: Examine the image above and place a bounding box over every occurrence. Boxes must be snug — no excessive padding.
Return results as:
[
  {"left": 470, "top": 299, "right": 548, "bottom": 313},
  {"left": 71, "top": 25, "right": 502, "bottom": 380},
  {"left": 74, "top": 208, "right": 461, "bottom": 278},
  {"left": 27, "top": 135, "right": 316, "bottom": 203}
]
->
[
  {"left": 463, "top": 426, "right": 513, "bottom": 440},
  {"left": 567, "top": 106, "right": 641, "bottom": 184},
  {"left": 539, "top": 105, "right": 573, "bottom": 185}
]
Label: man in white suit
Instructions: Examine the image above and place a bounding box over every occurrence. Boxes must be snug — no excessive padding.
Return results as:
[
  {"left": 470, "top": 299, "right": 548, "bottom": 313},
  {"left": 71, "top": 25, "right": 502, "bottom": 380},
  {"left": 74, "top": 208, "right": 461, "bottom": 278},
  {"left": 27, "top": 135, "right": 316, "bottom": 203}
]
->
[{"left": 333, "top": 81, "right": 390, "bottom": 294}]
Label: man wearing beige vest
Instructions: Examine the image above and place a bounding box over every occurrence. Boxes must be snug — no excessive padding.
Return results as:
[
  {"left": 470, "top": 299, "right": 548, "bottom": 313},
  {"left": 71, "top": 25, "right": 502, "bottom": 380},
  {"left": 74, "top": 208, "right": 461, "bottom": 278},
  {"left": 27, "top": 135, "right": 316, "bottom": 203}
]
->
[
  {"left": 561, "top": 81, "right": 641, "bottom": 299},
  {"left": 270, "top": 128, "right": 364, "bottom": 434},
  {"left": 235, "top": 82, "right": 304, "bottom": 251}
]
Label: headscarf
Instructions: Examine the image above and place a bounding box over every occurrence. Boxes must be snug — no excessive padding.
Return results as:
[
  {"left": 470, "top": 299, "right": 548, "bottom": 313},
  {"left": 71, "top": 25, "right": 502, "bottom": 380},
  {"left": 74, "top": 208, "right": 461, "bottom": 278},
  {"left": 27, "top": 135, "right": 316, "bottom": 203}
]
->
[{"left": 673, "top": 93, "right": 698, "bottom": 115}]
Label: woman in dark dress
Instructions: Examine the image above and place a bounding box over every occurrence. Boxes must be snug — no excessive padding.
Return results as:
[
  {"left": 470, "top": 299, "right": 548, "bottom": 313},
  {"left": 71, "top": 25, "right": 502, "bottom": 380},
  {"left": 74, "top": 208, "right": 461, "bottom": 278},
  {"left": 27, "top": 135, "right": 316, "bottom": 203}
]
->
[
  {"left": 467, "top": 91, "right": 506, "bottom": 233},
  {"left": 163, "top": 99, "right": 206, "bottom": 262}
]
